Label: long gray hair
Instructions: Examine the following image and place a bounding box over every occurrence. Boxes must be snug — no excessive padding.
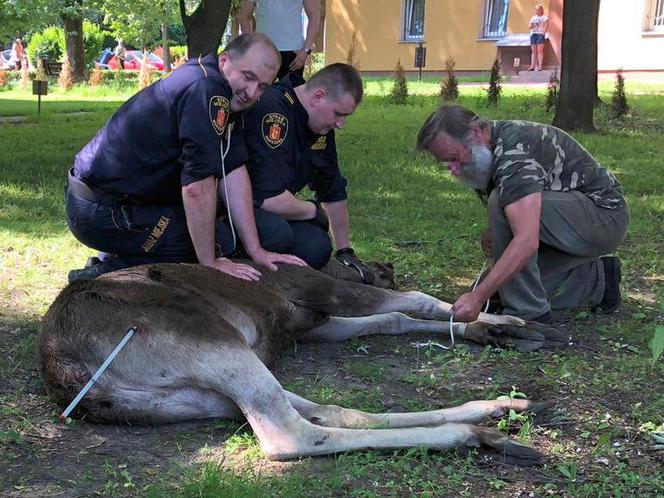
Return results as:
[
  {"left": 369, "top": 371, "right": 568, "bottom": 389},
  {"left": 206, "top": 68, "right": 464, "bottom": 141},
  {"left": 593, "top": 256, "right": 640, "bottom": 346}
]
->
[{"left": 416, "top": 105, "right": 489, "bottom": 151}]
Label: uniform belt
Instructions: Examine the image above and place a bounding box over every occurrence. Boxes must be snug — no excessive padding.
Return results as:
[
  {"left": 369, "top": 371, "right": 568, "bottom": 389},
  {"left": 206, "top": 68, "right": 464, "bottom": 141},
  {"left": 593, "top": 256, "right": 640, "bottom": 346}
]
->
[{"left": 67, "top": 170, "right": 122, "bottom": 205}]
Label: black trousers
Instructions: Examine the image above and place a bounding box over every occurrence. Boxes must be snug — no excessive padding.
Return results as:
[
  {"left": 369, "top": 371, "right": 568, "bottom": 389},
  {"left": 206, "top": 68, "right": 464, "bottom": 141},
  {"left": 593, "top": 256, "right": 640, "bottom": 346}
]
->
[
  {"left": 217, "top": 208, "right": 332, "bottom": 270},
  {"left": 277, "top": 51, "right": 305, "bottom": 80}
]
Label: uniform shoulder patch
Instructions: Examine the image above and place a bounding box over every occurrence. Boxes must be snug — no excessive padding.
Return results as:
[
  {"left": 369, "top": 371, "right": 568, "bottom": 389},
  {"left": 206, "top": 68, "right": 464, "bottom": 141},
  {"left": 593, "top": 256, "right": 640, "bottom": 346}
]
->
[
  {"left": 262, "top": 112, "right": 288, "bottom": 149},
  {"left": 209, "top": 95, "right": 230, "bottom": 135},
  {"left": 311, "top": 136, "right": 327, "bottom": 150}
]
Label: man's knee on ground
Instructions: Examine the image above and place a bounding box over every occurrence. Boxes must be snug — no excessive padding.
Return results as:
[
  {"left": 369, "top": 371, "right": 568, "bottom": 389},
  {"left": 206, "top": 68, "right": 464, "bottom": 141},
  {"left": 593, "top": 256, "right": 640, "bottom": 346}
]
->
[
  {"left": 292, "top": 224, "right": 333, "bottom": 270},
  {"left": 254, "top": 210, "right": 296, "bottom": 254}
]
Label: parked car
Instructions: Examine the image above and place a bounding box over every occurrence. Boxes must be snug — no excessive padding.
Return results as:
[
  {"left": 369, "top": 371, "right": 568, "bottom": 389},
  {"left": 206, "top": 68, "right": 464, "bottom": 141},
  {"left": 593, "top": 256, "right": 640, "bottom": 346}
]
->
[
  {"left": 0, "top": 49, "right": 16, "bottom": 69},
  {"left": 95, "top": 48, "right": 114, "bottom": 69},
  {"left": 106, "top": 50, "right": 165, "bottom": 71}
]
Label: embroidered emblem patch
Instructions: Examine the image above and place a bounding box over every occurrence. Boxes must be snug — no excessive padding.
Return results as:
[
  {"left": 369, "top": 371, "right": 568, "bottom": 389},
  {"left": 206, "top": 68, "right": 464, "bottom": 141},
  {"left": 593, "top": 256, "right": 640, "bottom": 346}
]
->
[
  {"left": 209, "top": 95, "right": 230, "bottom": 135},
  {"left": 311, "top": 136, "right": 327, "bottom": 150},
  {"left": 262, "top": 113, "right": 288, "bottom": 149}
]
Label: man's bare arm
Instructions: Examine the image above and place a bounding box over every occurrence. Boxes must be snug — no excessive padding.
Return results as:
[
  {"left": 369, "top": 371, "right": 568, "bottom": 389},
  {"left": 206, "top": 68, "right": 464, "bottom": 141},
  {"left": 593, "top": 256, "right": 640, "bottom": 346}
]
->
[
  {"left": 182, "top": 176, "right": 218, "bottom": 267},
  {"left": 303, "top": 0, "right": 321, "bottom": 50},
  {"left": 322, "top": 199, "right": 350, "bottom": 250},
  {"left": 261, "top": 190, "right": 317, "bottom": 220},
  {"left": 451, "top": 193, "right": 542, "bottom": 321}
]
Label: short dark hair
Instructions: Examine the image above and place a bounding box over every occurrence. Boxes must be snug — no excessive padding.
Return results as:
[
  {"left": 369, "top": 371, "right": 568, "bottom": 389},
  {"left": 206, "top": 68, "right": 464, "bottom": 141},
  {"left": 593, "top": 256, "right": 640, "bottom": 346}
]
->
[
  {"left": 224, "top": 33, "right": 281, "bottom": 67},
  {"left": 416, "top": 105, "right": 489, "bottom": 151},
  {"left": 306, "top": 63, "right": 364, "bottom": 104}
]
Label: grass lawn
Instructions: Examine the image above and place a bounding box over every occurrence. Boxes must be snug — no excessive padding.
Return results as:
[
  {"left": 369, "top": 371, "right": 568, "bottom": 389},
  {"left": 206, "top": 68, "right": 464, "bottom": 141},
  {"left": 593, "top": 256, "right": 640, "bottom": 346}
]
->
[{"left": 0, "top": 77, "right": 663, "bottom": 497}]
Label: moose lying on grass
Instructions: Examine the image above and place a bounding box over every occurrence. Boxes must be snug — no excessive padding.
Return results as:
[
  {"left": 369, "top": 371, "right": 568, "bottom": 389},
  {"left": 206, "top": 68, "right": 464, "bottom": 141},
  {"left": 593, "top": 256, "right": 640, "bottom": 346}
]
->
[{"left": 38, "top": 262, "right": 566, "bottom": 464}]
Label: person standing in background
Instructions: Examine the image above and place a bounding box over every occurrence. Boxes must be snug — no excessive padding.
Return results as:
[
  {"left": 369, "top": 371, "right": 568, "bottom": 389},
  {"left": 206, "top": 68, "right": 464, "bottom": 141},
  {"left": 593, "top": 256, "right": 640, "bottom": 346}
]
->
[
  {"left": 239, "top": 0, "right": 321, "bottom": 79},
  {"left": 527, "top": 4, "right": 548, "bottom": 71},
  {"left": 114, "top": 40, "right": 127, "bottom": 70},
  {"left": 11, "top": 38, "right": 25, "bottom": 70}
]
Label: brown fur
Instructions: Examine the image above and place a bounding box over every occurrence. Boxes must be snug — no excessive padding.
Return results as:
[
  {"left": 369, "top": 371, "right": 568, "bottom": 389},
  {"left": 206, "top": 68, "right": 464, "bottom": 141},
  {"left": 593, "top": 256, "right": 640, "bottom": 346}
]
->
[{"left": 38, "top": 262, "right": 563, "bottom": 462}]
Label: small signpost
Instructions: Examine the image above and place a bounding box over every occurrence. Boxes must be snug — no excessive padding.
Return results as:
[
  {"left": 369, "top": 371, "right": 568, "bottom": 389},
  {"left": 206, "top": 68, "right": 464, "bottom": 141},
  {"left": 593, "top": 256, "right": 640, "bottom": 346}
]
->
[
  {"left": 32, "top": 80, "right": 48, "bottom": 119},
  {"left": 414, "top": 42, "right": 427, "bottom": 81}
]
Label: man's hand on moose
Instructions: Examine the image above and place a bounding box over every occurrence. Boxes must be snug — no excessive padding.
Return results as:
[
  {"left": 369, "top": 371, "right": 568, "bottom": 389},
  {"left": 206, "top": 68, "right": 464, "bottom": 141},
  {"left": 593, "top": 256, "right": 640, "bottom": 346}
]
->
[
  {"left": 451, "top": 292, "right": 484, "bottom": 322},
  {"left": 213, "top": 257, "right": 262, "bottom": 281},
  {"left": 251, "top": 249, "right": 308, "bottom": 271}
]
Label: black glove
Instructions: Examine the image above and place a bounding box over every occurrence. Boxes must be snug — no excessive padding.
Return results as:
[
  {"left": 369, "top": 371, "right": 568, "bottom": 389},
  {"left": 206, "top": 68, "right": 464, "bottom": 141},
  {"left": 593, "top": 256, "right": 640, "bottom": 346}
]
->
[
  {"left": 309, "top": 200, "right": 329, "bottom": 232},
  {"left": 335, "top": 248, "right": 376, "bottom": 285}
]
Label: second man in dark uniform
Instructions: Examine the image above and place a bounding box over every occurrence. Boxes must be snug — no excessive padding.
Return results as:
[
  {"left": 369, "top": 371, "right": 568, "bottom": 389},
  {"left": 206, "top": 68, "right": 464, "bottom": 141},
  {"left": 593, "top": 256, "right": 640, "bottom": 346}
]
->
[{"left": 227, "top": 63, "right": 372, "bottom": 280}]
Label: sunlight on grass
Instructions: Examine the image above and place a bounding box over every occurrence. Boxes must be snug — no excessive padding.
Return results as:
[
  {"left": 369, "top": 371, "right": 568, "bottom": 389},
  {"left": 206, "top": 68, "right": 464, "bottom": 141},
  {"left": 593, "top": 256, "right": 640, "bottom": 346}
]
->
[{"left": 1, "top": 77, "right": 663, "bottom": 497}]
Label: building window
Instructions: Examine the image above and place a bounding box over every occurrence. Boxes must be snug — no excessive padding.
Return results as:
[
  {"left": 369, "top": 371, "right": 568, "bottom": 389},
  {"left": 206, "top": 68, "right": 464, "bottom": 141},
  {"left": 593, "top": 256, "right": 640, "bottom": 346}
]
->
[
  {"left": 481, "top": 0, "right": 510, "bottom": 38},
  {"left": 644, "top": 0, "right": 664, "bottom": 31},
  {"left": 403, "top": 0, "right": 425, "bottom": 42}
]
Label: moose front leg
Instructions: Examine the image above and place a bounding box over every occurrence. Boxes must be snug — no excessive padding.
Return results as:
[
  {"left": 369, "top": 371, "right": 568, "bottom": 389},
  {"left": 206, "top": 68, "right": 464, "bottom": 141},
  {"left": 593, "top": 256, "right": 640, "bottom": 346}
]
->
[
  {"left": 303, "top": 313, "right": 457, "bottom": 342},
  {"left": 304, "top": 313, "right": 564, "bottom": 352},
  {"left": 373, "top": 290, "right": 527, "bottom": 327}
]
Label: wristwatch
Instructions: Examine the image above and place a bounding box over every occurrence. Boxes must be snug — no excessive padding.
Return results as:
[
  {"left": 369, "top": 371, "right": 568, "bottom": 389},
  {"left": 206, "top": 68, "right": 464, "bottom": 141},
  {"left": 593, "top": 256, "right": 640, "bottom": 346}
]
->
[{"left": 305, "top": 48, "right": 313, "bottom": 55}]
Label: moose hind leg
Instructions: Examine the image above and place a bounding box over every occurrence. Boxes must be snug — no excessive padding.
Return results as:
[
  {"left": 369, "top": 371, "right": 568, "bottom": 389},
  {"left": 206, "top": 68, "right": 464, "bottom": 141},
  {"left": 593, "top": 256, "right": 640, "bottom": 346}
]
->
[
  {"left": 200, "top": 347, "right": 541, "bottom": 463},
  {"left": 285, "top": 391, "right": 543, "bottom": 429}
]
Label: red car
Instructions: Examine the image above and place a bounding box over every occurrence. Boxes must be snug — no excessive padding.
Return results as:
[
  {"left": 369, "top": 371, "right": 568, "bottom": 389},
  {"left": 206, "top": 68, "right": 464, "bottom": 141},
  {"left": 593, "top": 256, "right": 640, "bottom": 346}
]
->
[{"left": 107, "top": 50, "right": 164, "bottom": 71}]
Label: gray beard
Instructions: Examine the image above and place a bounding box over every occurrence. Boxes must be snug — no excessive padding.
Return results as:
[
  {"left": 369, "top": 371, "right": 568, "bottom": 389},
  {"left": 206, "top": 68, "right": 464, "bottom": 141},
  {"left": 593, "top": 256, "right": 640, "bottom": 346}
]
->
[{"left": 458, "top": 145, "right": 494, "bottom": 190}]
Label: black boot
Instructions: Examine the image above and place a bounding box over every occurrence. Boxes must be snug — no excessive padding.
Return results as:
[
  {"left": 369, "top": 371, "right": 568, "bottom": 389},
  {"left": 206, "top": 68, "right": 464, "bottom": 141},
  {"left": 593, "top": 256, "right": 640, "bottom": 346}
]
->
[
  {"left": 68, "top": 257, "right": 110, "bottom": 283},
  {"left": 595, "top": 256, "right": 622, "bottom": 314}
]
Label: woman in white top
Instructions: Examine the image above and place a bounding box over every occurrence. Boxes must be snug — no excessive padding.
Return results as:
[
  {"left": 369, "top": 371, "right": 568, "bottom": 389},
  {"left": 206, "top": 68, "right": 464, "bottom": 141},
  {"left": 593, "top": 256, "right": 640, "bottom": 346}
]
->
[{"left": 527, "top": 4, "right": 548, "bottom": 71}]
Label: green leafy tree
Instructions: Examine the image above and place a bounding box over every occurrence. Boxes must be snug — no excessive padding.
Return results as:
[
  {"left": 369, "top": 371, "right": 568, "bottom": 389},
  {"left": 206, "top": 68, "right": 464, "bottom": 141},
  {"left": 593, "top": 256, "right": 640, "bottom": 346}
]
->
[
  {"left": 0, "top": 0, "right": 54, "bottom": 40},
  {"left": 102, "top": 0, "right": 179, "bottom": 70}
]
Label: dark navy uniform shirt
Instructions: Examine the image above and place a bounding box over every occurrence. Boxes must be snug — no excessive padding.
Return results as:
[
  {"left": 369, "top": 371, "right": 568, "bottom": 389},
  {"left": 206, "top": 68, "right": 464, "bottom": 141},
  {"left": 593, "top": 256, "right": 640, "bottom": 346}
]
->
[
  {"left": 243, "top": 74, "right": 347, "bottom": 204},
  {"left": 72, "top": 53, "right": 247, "bottom": 206}
]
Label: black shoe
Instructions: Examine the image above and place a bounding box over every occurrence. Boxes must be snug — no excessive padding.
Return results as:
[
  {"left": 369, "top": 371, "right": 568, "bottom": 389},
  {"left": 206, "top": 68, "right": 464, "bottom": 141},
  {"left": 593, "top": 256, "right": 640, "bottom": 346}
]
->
[
  {"left": 68, "top": 263, "right": 108, "bottom": 283},
  {"left": 85, "top": 256, "right": 101, "bottom": 268},
  {"left": 596, "top": 256, "right": 622, "bottom": 314}
]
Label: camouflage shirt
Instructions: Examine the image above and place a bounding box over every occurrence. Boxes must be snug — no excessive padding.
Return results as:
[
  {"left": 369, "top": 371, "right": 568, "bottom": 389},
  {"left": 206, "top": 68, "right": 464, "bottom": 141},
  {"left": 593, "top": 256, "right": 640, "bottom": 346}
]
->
[{"left": 487, "top": 120, "right": 625, "bottom": 209}]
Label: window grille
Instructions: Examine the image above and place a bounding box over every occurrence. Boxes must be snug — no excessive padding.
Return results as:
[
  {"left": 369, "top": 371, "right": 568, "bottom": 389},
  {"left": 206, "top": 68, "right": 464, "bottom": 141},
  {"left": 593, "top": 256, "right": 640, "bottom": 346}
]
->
[
  {"left": 482, "top": 0, "right": 510, "bottom": 38},
  {"left": 403, "top": 0, "right": 425, "bottom": 42}
]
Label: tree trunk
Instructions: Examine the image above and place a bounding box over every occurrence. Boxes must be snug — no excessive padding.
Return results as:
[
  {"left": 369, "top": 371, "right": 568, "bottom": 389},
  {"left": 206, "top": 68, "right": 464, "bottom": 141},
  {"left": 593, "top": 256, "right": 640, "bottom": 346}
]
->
[
  {"left": 62, "top": 14, "right": 85, "bottom": 82},
  {"left": 552, "top": 0, "right": 601, "bottom": 132},
  {"left": 162, "top": 23, "right": 171, "bottom": 71},
  {"left": 180, "top": 0, "right": 232, "bottom": 57}
]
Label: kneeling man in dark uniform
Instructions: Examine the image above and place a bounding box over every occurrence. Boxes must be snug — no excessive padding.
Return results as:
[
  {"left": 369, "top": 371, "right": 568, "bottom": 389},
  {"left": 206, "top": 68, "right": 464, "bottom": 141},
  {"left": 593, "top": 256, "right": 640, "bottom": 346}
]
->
[
  {"left": 66, "top": 33, "right": 304, "bottom": 282},
  {"left": 417, "top": 105, "right": 629, "bottom": 322},
  {"left": 228, "top": 63, "right": 372, "bottom": 281}
]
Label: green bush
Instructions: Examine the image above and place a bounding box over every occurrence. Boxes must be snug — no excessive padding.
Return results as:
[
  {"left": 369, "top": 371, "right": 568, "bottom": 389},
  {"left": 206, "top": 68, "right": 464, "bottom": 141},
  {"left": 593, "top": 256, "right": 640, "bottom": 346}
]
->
[
  {"left": 27, "top": 22, "right": 108, "bottom": 69},
  {"left": 390, "top": 59, "right": 408, "bottom": 105},
  {"left": 170, "top": 45, "right": 187, "bottom": 60},
  {"left": 487, "top": 59, "right": 502, "bottom": 106},
  {"left": 83, "top": 21, "right": 106, "bottom": 69},
  {"left": 440, "top": 56, "right": 459, "bottom": 102},
  {"left": 611, "top": 69, "right": 629, "bottom": 118},
  {"left": 27, "top": 26, "right": 64, "bottom": 65}
]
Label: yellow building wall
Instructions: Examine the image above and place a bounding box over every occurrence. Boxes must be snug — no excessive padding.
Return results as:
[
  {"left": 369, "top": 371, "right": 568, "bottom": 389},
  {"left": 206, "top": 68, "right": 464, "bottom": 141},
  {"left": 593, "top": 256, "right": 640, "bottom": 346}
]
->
[
  {"left": 325, "top": 0, "right": 549, "bottom": 71},
  {"left": 597, "top": 0, "right": 664, "bottom": 70}
]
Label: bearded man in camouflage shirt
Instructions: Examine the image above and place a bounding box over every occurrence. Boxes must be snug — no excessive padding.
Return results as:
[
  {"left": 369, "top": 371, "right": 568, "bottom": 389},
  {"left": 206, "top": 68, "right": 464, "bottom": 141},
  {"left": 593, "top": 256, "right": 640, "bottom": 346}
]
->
[{"left": 416, "top": 105, "right": 629, "bottom": 323}]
